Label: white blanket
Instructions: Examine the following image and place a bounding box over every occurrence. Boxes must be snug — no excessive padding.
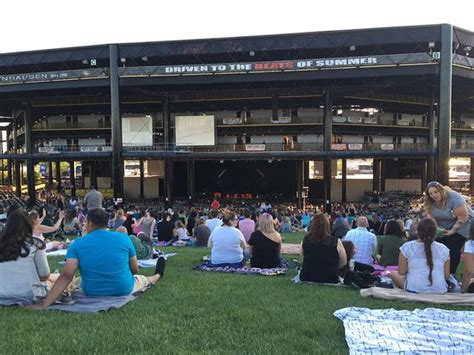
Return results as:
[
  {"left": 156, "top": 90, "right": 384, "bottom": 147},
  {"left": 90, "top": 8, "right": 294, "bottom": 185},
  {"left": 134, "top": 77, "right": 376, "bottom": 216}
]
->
[
  {"left": 46, "top": 249, "right": 68, "bottom": 257},
  {"left": 334, "top": 307, "right": 474, "bottom": 354},
  {"left": 138, "top": 253, "right": 177, "bottom": 268}
]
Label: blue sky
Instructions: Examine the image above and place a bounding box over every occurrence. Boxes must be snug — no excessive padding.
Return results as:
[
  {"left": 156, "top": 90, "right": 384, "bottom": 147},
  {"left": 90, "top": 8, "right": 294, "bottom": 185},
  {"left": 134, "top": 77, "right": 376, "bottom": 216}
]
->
[{"left": 1, "top": 0, "right": 472, "bottom": 53}]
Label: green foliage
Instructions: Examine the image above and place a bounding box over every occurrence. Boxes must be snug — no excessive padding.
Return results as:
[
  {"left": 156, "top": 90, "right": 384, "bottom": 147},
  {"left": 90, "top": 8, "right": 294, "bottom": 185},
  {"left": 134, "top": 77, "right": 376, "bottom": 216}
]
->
[{"left": 0, "top": 247, "right": 466, "bottom": 353}]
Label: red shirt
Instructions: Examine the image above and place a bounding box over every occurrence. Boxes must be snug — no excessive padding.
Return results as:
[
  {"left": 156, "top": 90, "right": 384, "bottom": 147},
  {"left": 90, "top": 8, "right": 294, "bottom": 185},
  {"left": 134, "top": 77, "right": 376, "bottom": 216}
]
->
[{"left": 211, "top": 200, "right": 220, "bottom": 210}]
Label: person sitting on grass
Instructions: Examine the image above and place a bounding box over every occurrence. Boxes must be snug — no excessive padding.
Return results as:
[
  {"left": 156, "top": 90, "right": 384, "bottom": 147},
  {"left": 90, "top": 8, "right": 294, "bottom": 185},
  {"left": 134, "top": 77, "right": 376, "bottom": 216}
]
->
[
  {"left": 0, "top": 209, "right": 51, "bottom": 302},
  {"left": 30, "top": 209, "right": 65, "bottom": 251},
  {"left": 461, "top": 222, "right": 474, "bottom": 293},
  {"left": 116, "top": 226, "right": 153, "bottom": 260},
  {"left": 29, "top": 209, "right": 166, "bottom": 310},
  {"left": 299, "top": 213, "right": 347, "bottom": 283},
  {"left": 208, "top": 211, "right": 247, "bottom": 268},
  {"left": 390, "top": 217, "right": 450, "bottom": 293},
  {"left": 63, "top": 209, "right": 82, "bottom": 236},
  {"left": 376, "top": 219, "right": 406, "bottom": 267},
  {"left": 193, "top": 217, "right": 211, "bottom": 247},
  {"left": 248, "top": 213, "right": 282, "bottom": 268}
]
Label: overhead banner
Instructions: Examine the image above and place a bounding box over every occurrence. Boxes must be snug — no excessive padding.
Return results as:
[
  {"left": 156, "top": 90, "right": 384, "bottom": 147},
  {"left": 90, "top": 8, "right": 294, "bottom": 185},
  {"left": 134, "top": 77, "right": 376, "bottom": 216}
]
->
[
  {"left": 0, "top": 68, "right": 106, "bottom": 85},
  {"left": 119, "top": 53, "right": 437, "bottom": 77}
]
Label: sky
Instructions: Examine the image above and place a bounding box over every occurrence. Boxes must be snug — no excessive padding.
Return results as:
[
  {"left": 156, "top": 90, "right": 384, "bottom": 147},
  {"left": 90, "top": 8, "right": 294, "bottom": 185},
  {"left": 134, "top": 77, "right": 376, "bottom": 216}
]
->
[{"left": 1, "top": 0, "right": 472, "bottom": 54}]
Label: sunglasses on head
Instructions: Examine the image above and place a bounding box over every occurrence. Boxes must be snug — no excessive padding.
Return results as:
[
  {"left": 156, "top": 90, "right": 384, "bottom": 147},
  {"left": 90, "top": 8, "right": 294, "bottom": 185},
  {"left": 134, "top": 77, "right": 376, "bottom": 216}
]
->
[{"left": 427, "top": 181, "right": 441, "bottom": 187}]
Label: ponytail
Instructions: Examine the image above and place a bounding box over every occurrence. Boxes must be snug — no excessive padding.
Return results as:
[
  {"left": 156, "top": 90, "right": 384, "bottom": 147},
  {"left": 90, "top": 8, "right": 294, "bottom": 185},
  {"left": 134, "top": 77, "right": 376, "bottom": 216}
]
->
[{"left": 417, "top": 217, "right": 437, "bottom": 286}]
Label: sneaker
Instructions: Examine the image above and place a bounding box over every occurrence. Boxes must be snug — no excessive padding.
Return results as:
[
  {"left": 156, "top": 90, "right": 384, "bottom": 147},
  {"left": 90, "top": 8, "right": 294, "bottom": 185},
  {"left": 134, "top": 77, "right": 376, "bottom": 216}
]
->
[
  {"left": 154, "top": 256, "right": 166, "bottom": 278},
  {"left": 54, "top": 292, "right": 76, "bottom": 305}
]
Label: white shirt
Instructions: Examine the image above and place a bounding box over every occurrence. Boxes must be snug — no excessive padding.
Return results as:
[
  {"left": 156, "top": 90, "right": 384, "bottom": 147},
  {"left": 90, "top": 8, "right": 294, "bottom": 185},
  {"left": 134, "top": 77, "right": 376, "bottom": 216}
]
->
[
  {"left": 205, "top": 218, "right": 222, "bottom": 233},
  {"left": 209, "top": 226, "right": 246, "bottom": 264},
  {"left": 343, "top": 227, "right": 377, "bottom": 264},
  {"left": 465, "top": 240, "right": 474, "bottom": 254},
  {"left": 400, "top": 240, "right": 449, "bottom": 293}
]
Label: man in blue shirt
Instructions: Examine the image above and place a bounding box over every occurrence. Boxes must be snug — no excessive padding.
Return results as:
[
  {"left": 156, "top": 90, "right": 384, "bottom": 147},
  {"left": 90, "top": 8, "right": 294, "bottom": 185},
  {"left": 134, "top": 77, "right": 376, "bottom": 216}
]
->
[{"left": 31, "top": 209, "right": 166, "bottom": 308}]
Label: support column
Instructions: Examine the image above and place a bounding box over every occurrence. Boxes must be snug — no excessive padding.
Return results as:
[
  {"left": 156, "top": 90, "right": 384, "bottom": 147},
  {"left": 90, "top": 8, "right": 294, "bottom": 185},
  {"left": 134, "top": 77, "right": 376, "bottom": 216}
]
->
[
  {"left": 7, "top": 159, "right": 12, "bottom": 186},
  {"left": 187, "top": 160, "right": 195, "bottom": 199},
  {"left": 471, "top": 157, "right": 474, "bottom": 197},
  {"left": 421, "top": 159, "right": 428, "bottom": 192},
  {"left": 24, "top": 105, "right": 36, "bottom": 203},
  {"left": 69, "top": 161, "right": 76, "bottom": 197},
  {"left": 109, "top": 44, "right": 124, "bottom": 198},
  {"left": 55, "top": 161, "right": 61, "bottom": 191},
  {"left": 271, "top": 95, "right": 278, "bottom": 121},
  {"left": 427, "top": 100, "right": 436, "bottom": 182},
  {"left": 48, "top": 161, "right": 54, "bottom": 188},
  {"left": 323, "top": 92, "right": 332, "bottom": 212},
  {"left": 380, "top": 160, "right": 386, "bottom": 192},
  {"left": 163, "top": 94, "right": 170, "bottom": 150},
  {"left": 372, "top": 159, "right": 380, "bottom": 193},
  {"left": 13, "top": 110, "right": 21, "bottom": 196},
  {"left": 139, "top": 160, "right": 145, "bottom": 199},
  {"left": 341, "top": 158, "right": 347, "bottom": 202},
  {"left": 164, "top": 160, "right": 173, "bottom": 208},
  {"left": 438, "top": 24, "right": 453, "bottom": 185},
  {"left": 89, "top": 162, "right": 98, "bottom": 188},
  {"left": 296, "top": 160, "right": 303, "bottom": 209}
]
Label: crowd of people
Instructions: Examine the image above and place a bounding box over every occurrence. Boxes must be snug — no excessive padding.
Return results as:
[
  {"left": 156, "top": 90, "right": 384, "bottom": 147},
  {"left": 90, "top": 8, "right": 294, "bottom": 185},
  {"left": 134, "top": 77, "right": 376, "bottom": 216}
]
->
[{"left": 0, "top": 181, "right": 473, "bottom": 308}]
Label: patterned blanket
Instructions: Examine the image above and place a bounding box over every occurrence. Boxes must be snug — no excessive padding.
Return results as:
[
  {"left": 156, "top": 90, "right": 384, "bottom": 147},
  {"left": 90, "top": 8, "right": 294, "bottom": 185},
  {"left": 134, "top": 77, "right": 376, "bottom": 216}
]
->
[
  {"left": 335, "top": 307, "right": 474, "bottom": 354},
  {"left": 193, "top": 264, "right": 288, "bottom": 276}
]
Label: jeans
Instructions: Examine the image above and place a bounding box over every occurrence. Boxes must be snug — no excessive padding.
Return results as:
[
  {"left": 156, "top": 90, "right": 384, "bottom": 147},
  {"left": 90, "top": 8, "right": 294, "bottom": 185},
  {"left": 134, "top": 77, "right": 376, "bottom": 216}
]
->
[{"left": 436, "top": 233, "right": 466, "bottom": 274}]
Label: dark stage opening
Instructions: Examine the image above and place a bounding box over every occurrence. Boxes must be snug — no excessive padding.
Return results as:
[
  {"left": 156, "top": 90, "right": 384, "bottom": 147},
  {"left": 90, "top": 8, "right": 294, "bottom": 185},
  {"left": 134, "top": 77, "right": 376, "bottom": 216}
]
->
[{"left": 193, "top": 160, "right": 298, "bottom": 199}]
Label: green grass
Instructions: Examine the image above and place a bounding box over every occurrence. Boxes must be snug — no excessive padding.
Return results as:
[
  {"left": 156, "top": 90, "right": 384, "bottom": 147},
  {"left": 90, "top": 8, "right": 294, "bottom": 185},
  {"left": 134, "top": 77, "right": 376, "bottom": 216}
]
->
[
  {"left": 0, "top": 246, "right": 469, "bottom": 354},
  {"left": 281, "top": 231, "right": 305, "bottom": 244}
]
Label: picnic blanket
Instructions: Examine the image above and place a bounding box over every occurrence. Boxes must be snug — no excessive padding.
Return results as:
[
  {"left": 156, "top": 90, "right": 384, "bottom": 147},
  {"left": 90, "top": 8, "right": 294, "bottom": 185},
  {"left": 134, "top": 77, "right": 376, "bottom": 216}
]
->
[
  {"left": 361, "top": 286, "right": 474, "bottom": 306},
  {"left": 138, "top": 253, "right": 177, "bottom": 268},
  {"left": 281, "top": 243, "right": 301, "bottom": 254},
  {"left": 0, "top": 287, "right": 152, "bottom": 313},
  {"left": 334, "top": 307, "right": 474, "bottom": 354},
  {"left": 193, "top": 264, "right": 288, "bottom": 276}
]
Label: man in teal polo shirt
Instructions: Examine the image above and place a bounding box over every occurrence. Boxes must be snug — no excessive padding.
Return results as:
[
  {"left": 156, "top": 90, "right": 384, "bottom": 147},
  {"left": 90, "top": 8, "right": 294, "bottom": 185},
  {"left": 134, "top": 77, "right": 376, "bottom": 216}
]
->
[{"left": 31, "top": 209, "right": 166, "bottom": 308}]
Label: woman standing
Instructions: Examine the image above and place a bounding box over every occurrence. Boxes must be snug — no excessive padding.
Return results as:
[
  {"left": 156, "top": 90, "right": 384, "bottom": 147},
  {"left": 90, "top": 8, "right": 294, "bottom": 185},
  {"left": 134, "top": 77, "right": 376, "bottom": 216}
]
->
[
  {"left": 390, "top": 217, "right": 450, "bottom": 293},
  {"left": 424, "top": 181, "right": 473, "bottom": 274},
  {"left": 299, "top": 213, "right": 347, "bottom": 283},
  {"left": 248, "top": 213, "right": 282, "bottom": 268}
]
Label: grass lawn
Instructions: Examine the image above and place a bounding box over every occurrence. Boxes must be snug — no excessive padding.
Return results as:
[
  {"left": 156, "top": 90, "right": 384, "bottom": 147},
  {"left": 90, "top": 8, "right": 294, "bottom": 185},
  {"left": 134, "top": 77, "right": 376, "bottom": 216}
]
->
[{"left": 0, "top": 245, "right": 468, "bottom": 354}]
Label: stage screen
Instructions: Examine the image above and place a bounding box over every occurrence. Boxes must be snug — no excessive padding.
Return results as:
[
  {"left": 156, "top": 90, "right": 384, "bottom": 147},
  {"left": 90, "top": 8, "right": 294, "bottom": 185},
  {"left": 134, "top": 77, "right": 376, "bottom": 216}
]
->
[
  {"left": 122, "top": 116, "right": 153, "bottom": 146},
  {"left": 175, "top": 115, "right": 215, "bottom": 146}
]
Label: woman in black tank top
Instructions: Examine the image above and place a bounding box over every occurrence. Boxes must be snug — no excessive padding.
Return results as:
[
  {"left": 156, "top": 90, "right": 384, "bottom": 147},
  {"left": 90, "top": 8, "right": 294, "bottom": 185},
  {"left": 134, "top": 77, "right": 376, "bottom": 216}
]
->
[{"left": 300, "top": 213, "right": 347, "bottom": 283}]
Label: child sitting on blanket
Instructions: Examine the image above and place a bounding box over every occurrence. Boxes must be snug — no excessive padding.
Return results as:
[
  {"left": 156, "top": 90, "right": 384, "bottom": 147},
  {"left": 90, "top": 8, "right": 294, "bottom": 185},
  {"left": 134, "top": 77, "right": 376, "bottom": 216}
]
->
[{"left": 390, "top": 217, "right": 450, "bottom": 293}]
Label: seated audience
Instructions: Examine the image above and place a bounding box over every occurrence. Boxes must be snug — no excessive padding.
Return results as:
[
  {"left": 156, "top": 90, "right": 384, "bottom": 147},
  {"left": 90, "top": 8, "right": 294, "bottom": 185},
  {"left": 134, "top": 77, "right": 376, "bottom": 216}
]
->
[
  {"left": 30, "top": 209, "right": 166, "bottom": 309},
  {"left": 340, "top": 240, "right": 356, "bottom": 277},
  {"left": 175, "top": 220, "right": 190, "bottom": 241},
  {"left": 112, "top": 209, "right": 126, "bottom": 229},
  {"left": 299, "top": 213, "right": 347, "bottom": 283},
  {"left": 248, "top": 213, "right": 282, "bottom": 268},
  {"left": 279, "top": 216, "right": 293, "bottom": 234},
  {"left": 0, "top": 210, "right": 50, "bottom": 301},
  {"left": 30, "top": 209, "right": 65, "bottom": 251},
  {"left": 156, "top": 213, "right": 175, "bottom": 242},
  {"left": 376, "top": 220, "right": 406, "bottom": 266},
  {"left": 208, "top": 211, "right": 247, "bottom": 267},
  {"left": 205, "top": 210, "right": 222, "bottom": 233},
  {"left": 193, "top": 217, "right": 211, "bottom": 247},
  {"left": 343, "top": 216, "right": 377, "bottom": 265},
  {"left": 116, "top": 227, "right": 153, "bottom": 260},
  {"left": 63, "top": 209, "right": 81, "bottom": 236},
  {"left": 390, "top": 217, "right": 450, "bottom": 293},
  {"left": 462, "top": 222, "right": 474, "bottom": 293},
  {"left": 238, "top": 209, "right": 256, "bottom": 241},
  {"left": 134, "top": 210, "right": 156, "bottom": 240}
]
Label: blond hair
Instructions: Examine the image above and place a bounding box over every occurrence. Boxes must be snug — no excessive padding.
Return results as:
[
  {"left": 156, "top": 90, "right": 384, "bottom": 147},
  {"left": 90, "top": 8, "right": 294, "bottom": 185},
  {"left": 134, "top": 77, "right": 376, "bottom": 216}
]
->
[
  {"left": 257, "top": 213, "right": 281, "bottom": 244},
  {"left": 424, "top": 182, "right": 451, "bottom": 214}
]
